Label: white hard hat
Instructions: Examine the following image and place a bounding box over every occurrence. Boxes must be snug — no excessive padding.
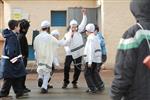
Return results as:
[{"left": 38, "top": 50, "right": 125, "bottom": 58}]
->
[
  {"left": 69, "top": 19, "right": 78, "bottom": 26},
  {"left": 41, "top": 20, "right": 50, "bottom": 28},
  {"left": 85, "top": 23, "right": 95, "bottom": 33},
  {"left": 51, "top": 30, "right": 60, "bottom": 36}
]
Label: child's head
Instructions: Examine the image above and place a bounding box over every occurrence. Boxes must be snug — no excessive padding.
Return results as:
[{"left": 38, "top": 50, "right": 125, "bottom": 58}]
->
[
  {"left": 8, "top": 20, "right": 20, "bottom": 33},
  {"left": 69, "top": 19, "right": 78, "bottom": 32},
  {"left": 51, "top": 30, "right": 60, "bottom": 39},
  {"left": 19, "top": 19, "right": 30, "bottom": 35},
  {"left": 41, "top": 20, "right": 50, "bottom": 33},
  {"left": 85, "top": 23, "right": 95, "bottom": 36}
]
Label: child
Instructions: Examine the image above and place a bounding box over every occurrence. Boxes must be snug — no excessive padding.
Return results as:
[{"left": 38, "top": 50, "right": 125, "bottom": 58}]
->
[
  {"left": 95, "top": 24, "right": 107, "bottom": 68},
  {"left": 0, "top": 20, "right": 27, "bottom": 98},
  {"left": 34, "top": 20, "right": 58, "bottom": 93},
  {"left": 45, "top": 29, "right": 61, "bottom": 88},
  {"left": 17, "top": 19, "right": 31, "bottom": 93},
  {"left": 51, "top": 29, "right": 61, "bottom": 68},
  {"left": 60, "top": 8, "right": 87, "bottom": 89},
  {"left": 84, "top": 23, "right": 104, "bottom": 93}
]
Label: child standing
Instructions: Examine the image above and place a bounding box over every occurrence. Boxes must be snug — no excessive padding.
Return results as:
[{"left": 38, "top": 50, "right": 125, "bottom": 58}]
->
[
  {"left": 0, "top": 20, "right": 27, "bottom": 98},
  {"left": 84, "top": 23, "right": 104, "bottom": 93},
  {"left": 60, "top": 8, "right": 87, "bottom": 89},
  {"left": 51, "top": 29, "right": 61, "bottom": 68},
  {"left": 17, "top": 19, "right": 31, "bottom": 93}
]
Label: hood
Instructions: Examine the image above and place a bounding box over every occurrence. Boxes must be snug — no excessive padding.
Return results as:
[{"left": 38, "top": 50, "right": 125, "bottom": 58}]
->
[
  {"left": 2, "top": 29, "right": 14, "bottom": 38},
  {"left": 130, "top": 0, "right": 150, "bottom": 22}
]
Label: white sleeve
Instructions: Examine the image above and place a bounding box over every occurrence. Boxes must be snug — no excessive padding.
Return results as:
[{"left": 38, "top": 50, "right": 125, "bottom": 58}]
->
[
  {"left": 87, "top": 39, "right": 94, "bottom": 65},
  {"left": 51, "top": 36, "right": 59, "bottom": 46},
  {"left": 78, "top": 14, "right": 87, "bottom": 33},
  {"left": 58, "top": 34, "right": 72, "bottom": 46}
]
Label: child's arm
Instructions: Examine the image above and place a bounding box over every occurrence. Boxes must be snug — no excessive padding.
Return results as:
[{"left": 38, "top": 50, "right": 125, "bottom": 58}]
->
[
  {"left": 58, "top": 32, "right": 72, "bottom": 46},
  {"left": 86, "top": 39, "right": 94, "bottom": 67},
  {"left": 78, "top": 8, "right": 87, "bottom": 33}
]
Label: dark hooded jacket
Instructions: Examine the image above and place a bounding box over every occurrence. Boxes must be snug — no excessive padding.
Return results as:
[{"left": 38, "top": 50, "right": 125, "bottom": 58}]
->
[
  {"left": 110, "top": 0, "right": 150, "bottom": 100},
  {"left": 17, "top": 19, "right": 30, "bottom": 67},
  {"left": 1, "top": 29, "right": 26, "bottom": 78},
  {"left": 17, "top": 33, "right": 28, "bottom": 59}
]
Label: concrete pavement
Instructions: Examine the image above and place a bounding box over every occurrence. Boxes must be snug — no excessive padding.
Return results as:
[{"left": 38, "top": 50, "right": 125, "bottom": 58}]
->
[{"left": 0, "top": 70, "right": 114, "bottom": 100}]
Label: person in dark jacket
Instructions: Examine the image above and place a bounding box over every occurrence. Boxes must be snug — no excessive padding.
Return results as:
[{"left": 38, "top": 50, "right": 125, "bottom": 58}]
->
[
  {"left": 17, "top": 19, "right": 31, "bottom": 93},
  {"left": 110, "top": 0, "right": 150, "bottom": 100},
  {"left": 0, "top": 20, "right": 27, "bottom": 98}
]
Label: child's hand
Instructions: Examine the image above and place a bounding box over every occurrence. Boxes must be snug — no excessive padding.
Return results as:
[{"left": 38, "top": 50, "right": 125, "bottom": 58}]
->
[{"left": 81, "top": 8, "right": 87, "bottom": 15}]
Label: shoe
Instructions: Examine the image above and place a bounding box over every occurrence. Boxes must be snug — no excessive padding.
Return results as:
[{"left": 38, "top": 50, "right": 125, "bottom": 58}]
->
[
  {"left": 0, "top": 92, "right": 8, "bottom": 98},
  {"left": 62, "top": 83, "right": 68, "bottom": 89},
  {"left": 38, "top": 78, "right": 43, "bottom": 87},
  {"left": 24, "top": 88, "right": 31, "bottom": 93},
  {"left": 16, "top": 93, "right": 28, "bottom": 99},
  {"left": 97, "top": 84, "right": 105, "bottom": 92},
  {"left": 86, "top": 89, "right": 96, "bottom": 94},
  {"left": 72, "top": 84, "right": 78, "bottom": 88},
  {"left": 86, "top": 89, "right": 90, "bottom": 93},
  {"left": 48, "top": 84, "right": 53, "bottom": 89},
  {"left": 41, "top": 88, "right": 48, "bottom": 94}
]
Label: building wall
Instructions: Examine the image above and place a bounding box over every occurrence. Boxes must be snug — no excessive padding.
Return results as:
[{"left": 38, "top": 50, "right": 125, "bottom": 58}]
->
[
  {"left": 103, "top": 0, "right": 135, "bottom": 69},
  {"left": 3, "top": 0, "right": 97, "bottom": 44}
]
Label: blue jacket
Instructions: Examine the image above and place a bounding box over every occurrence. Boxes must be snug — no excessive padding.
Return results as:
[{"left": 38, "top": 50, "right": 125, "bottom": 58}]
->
[
  {"left": 1, "top": 29, "right": 26, "bottom": 78},
  {"left": 96, "top": 32, "right": 107, "bottom": 55}
]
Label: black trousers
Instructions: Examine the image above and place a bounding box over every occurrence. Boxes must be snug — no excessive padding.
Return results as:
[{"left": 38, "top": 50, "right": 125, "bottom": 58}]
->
[
  {"left": 0, "top": 77, "right": 24, "bottom": 95},
  {"left": 84, "top": 62, "right": 104, "bottom": 91},
  {"left": 21, "top": 58, "right": 28, "bottom": 89},
  {"left": 63, "top": 55, "right": 82, "bottom": 84}
]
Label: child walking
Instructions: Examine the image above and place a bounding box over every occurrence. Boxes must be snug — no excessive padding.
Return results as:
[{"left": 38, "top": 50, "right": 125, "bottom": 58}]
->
[
  {"left": 84, "top": 23, "right": 104, "bottom": 93},
  {"left": 0, "top": 20, "right": 27, "bottom": 98}
]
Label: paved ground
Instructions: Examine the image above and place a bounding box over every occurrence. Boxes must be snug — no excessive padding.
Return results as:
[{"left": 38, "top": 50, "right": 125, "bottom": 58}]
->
[{"left": 0, "top": 70, "right": 114, "bottom": 100}]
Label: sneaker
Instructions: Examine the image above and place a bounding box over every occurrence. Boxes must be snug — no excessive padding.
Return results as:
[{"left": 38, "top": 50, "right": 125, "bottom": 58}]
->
[
  {"left": 86, "top": 89, "right": 90, "bottom": 93},
  {"left": 24, "top": 88, "right": 31, "bottom": 93},
  {"left": 72, "top": 84, "right": 78, "bottom": 88},
  {"left": 38, "top": 78, "right": 43, "bottom": 87},
  {"left": 86, "top": 89, "right": 96, "bottom": 94},
  {"left": 62, "top": 83, "right": 68, "bottom": 89},
  {"left": 97, "top": 84, "right": 105, "bottom": 92},
  {"left": 16, "top": 93, "right": 28, "bottom": 99},
  {"left": 41, "top": 88, "right": 48, "bottom": 94},
  {"left": 48, "top": 84, "right": 53, "bottom": 89}
]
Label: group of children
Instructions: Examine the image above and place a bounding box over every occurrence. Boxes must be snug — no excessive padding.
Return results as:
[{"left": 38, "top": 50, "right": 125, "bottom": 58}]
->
[
  {"left": 34, "top": 8, "right": 107, "bottom": 94},
  {"left": 0, "top": 8, "right": 107, "bottom": 98},
  {"left": 0, "top": 19, "right": 30, "bottom": 98}
]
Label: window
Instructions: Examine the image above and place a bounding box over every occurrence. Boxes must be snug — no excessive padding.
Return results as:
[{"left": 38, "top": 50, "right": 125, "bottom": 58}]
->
[{"left": 51, "top": 11, "right": 66, "bottom": 26}]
